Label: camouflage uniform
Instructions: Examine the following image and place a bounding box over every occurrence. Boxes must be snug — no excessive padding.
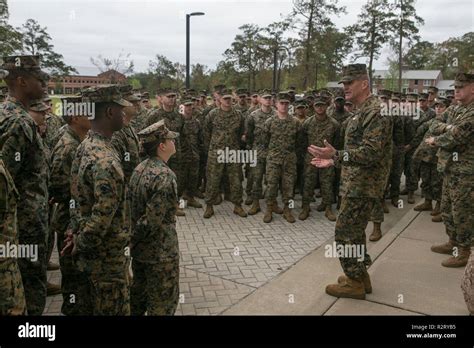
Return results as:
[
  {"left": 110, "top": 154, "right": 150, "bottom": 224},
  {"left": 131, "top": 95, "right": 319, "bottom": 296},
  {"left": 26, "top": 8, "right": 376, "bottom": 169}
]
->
[
  {"left": 301, "top": 109, "right": 339, "bottom": 207},
  {"left": 130, "top": 106, "right": 150, "bottom": 133},
  {"left": 246, "top": 105, "right": 275, "bottom": 200},
  {"left": 45, "top": 112, "right": 65, "bottom": 149},
  {"left": 146, "top": 107, "right": 184, "bottom": 197},
  {"left": 263, "top": 111, "right": 300, "bottom": 206},
  {"left": 111, "top": 124, "right": 141, "bottom": 184},
  {"left": 197, "top": 104, "right": 215, "bottom": 191},
  {"left": 335, "top": 94, "right": 392, "bottom": 278},
  {"left": 0, "top": 96, "right": 49, "bottom": 315},
  {"left": 0, "top": 158, "right": 27, "bottom": 315},
  {"left": 70, "top": 86, "right": 132, "bottom": 316},
  {"left": 204, "top": 106, "right": 245, "bottom": 205},
  {"left": 129, "top": 121, "right": 180, "bottom": 315},
  {"left": 49, "top": 126, "right": 91, "bottom": 315}
]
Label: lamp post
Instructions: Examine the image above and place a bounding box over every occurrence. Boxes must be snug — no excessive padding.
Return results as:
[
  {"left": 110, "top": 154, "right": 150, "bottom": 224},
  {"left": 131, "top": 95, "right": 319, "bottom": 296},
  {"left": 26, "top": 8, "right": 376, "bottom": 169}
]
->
[{"left": 186, "top": 12, "right": 205, "bottom": 89}]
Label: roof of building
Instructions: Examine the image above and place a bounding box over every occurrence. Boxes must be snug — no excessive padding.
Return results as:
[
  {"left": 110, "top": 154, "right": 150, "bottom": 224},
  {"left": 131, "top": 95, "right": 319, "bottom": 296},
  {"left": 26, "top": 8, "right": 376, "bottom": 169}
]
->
[
  {"left": 436, "top": 80, "right": 454, "bottom": 90},
  {"left": 373, "top": 70, "right": 441, "bottom": 80}
]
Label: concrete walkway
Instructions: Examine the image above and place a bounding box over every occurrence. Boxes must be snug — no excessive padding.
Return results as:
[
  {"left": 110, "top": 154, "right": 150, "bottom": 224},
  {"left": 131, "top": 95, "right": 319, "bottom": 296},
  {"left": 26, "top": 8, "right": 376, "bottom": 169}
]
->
[{"left": 223, "top": 197, "right": 469, "bottom": 316}]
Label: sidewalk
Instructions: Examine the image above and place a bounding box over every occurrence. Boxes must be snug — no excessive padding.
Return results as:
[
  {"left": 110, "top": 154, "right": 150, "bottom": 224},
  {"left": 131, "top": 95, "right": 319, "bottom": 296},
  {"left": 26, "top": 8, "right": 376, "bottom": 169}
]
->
[{"left": 223, "top": 199, "right": 468, "bottom": 315}]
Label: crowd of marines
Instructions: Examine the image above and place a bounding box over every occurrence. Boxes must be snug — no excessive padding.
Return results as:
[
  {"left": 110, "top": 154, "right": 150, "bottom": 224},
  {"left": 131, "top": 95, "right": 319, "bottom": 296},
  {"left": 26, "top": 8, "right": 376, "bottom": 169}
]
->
[{"left": 0, "top": 55, "right": 472, "bottom": 315}]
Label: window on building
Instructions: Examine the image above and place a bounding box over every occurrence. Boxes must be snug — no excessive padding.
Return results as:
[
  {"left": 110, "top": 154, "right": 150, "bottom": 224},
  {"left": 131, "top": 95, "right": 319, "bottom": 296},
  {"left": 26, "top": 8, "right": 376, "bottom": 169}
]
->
[
  {"left": 424, "top": 80, "right": 431, "bottom": 86},
  {"left": 414, "top": 79, "right": 418, "bottom": 85}
]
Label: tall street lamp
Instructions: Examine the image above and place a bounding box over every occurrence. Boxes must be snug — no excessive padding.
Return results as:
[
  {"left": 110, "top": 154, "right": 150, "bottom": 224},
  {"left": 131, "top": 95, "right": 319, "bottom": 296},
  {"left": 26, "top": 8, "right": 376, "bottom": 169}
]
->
[{"left": 186, "top": 12, "right": 205, "bottom": 89}]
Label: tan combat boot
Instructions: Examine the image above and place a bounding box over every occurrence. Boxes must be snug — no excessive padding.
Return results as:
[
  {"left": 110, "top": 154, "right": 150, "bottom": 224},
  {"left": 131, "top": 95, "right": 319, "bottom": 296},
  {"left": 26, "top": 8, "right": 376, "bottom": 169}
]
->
[
  {"left": 187, "top": 197, "right": 202, "bottom": 208},
  {"left": 263, "top": 204, "right": 273, "bottom": 223},
  {"left": 431, "top": 214, "right": 442, "bottom": 223},
  {"left": 233, "top": 204, "right": 248, "bottom": 217},
  {"left": 431, "top": 201, "right": 441, "bottom": 216},
  {"left": 203, "top": 204, "right": 214, "bottom": 219},
  {"left": 298, "top": 204, "right": 310, "bottom": 220},
  {"left": 271, "top": 201, "right": 283, "bottom": 214},
  {"left": 369, "top": 222, "right": 382, "bottom": 242},
  {"left": 442, "top": 247, "right": 471, "bottom": 268},
  {"left": 283, "top": 206, "right": 295, "bottom": 223},
  {"left": 431, "top": 239, "right": 456, "bottom": 254},
  {"left": 316, "top": 203, "right": 326, "bottom": 212},
  {"left": 337, "top": 268, "right": 372, "bottom": 294},
  {"left": 248, "top": 200, "right": 261, "bottom": 215},
  {"left": 407, "top": 191, "right": 415, "bottom": 204},
  {"left": 414, "top": 199, "right": 432, "bottom": 211},
  {"left": 176, "top": 207, "right": 186, "bottom": 216},
  {"left": 325, "top": 206, "right": 336, "bottom": 221},
  {"left": 326, "top": 276, "right": 366, "bottom": 300}
]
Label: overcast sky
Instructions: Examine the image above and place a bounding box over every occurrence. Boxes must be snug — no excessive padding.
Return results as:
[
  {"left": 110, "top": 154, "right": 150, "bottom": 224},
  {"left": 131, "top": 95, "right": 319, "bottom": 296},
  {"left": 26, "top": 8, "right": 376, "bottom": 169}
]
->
[{"left": 7, "top": 0, "right": 474, "bottom": 74}]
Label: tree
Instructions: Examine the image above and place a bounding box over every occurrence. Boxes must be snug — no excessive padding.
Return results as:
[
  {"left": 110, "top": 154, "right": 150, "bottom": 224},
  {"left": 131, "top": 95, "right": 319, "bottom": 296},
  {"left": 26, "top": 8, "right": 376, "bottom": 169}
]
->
[
  {"left": 388, "top": 0, "right": 424, "bottom": 92},
  {"left": 90, "top": 51, "right": 134, "bottom": 81},
  {"left": 21, "top": 19, "right": 76, "bottom": 76},
  {"left": 190, "top": 63, "right": 210, "bottom": 91},
  {"left": 292, "top": 0, "right": 346, "bottom": 89},
  {"left": 147, "top": 54, "right": 178, "bottom": 90},
  {"left": 0, "top": 0, "right": 23, "bottom": 56},
  {"left": 403, "top": 40, "right": 436, "bottom": 69},
  {"left": 347, "top": 0, "right": 394, "bottom": 90}
]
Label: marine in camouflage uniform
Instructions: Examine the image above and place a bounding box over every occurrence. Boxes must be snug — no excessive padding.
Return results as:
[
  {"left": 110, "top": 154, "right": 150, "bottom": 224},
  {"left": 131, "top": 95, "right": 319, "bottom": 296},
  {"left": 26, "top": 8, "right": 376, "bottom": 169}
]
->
[
  {"left": 44, "top": 96, "right": 65, "bottom": 149},
  {"left": 203, "top": 88, "right": 247, "bottom": 218},
  {"left": 246, "top": 90, "right": 275, "bottom": 215},
  {"left": 66, "top": 85, "right": 132, "bottom": 315},
  {"left": 0, "top": 55, "right": 50, "bottom": 315},
  {"left": 311, "top": 64, "right": 392, "bottom": 300},
  {"left": 428, "top": 71, "right": 474, "bottom": 268},
  {"left": 234, "top": 89, "right": 251, "bottom": 204},
  {"left": 130, "top": 102, "right": 150, "bottom": 133},
  {"left": 0, "top": 157, "right": 27, "bottom": 315},
  {"left": 262, "top": 92, "right": 301, "bottom": 224},
  {"left": 293, "top": 100, "right": 308, "bottom": 196},
  {"left": 49, "top": 95, "right": 91, "bottom": 315},
  {"left": 146, "top": 88, "right": 185, "bottom": 216},
  {"left": 130, "top": 120, "right": 180, "bottom": 315},
  {"left": 180, "top": 99, "right": 204, "bottom": 208}
]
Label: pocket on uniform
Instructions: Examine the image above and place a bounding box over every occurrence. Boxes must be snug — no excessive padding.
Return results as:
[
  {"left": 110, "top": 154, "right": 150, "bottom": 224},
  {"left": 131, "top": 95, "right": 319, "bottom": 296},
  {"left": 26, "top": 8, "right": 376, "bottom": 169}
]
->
[{"left": 92, "top": 278, "right": 129, "bottom": 316}]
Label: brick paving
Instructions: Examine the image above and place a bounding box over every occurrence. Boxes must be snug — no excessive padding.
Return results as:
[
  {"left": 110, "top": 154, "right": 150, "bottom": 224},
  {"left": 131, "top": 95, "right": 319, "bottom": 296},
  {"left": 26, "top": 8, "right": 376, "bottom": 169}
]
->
[{"left": 44, "top": 192, "right": 335, "bottom": 315}]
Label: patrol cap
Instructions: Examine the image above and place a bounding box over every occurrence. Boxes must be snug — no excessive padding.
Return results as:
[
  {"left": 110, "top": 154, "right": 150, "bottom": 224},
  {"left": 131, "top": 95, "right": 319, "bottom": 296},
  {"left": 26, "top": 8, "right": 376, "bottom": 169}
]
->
[
  {"left": 221, "top": 88, "right": 233, "bottom": 99},
  {"left": 378, "top": 89, "right": 392, "bottom": 98},
  {"left": 277, "top": 92, "right": 291, "bottom": 102},
  {"left": 428, "top": 86, "right": 439, "bottom": 93},
  {"left": 304, "top": 91, "right": 315, "bottom": 100},
  {"left": 260, "top": 89, "right": 272, "bottom": 98},
  {"left": 294, "top": 100, "right": 307, "bottom": 109},
  {"left": 181, "top": 99, "right": 193, "bottom": 106},
  {"left": 138, "top": 119, "right": 179, "bottom": 145},
  {"left": 344, "top": 100, "right": 353, "bottom": 105},
  {"left": 406, "top": 93, "right": 418, "bottom": 102},
  {"left": 333, "top": 88, "right": 346, "bottom": 100},
  {"left": 200, "top": 90, "right": 208, "bottom": 97},
  {"left": 445, "top": 89, "right": 454, "bottom": 98},
  {"left": 434, "top": 97, "right": 449, "bottom": 107},
  {"left": 314, "top": 96, "right": 330, "bottom": 105},
  {"left": 141, "top": 92, "right": 150, "bottom": 100},
  {"left": 119, "top": 84, "right": 141, "bottom": 102},
  {"left": 158, "top": 88, "right": 177, "bottom": 97},
  {"left": 1, "top": 55, "right": 50, "bottom": 81},
  {"left": 418, "top": 92, "right": 429, "bottom": 101},
  {"left": 29, "top": 99, "right": 49, "bottom": 112},
  {"left": 391, "top": 92, "right": 401, "bottom": 102},
  {"left": 251, "top": 91, "right": 258, "bottom": 97},
  {"left": 81, "top": 85, "right": 132, "bottom": 106},
  {"left": 338, "top": 64, "right": 368, "bottom": 84},
  {"left": 451, "top": 71, "right": 474, "bottom": 87},
  {"left": 236, "top": 88, "right": 248, "bottom": 97}
]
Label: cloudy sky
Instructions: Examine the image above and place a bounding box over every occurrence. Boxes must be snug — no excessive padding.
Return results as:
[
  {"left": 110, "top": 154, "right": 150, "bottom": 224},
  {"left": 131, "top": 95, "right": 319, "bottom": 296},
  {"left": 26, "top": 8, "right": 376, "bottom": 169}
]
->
[{"left": 7, "top": 0, "right": 474, "bottom": 75}]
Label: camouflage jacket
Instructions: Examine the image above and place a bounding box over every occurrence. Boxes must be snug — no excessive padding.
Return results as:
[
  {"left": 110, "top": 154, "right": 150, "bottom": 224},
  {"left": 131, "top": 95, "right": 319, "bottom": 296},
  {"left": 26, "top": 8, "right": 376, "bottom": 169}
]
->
[
  {"left": 336, "top": 95, "right": 393, "bottom": 198},
  {"left": 130, "top": 107, "right": 150, "bottom": 133},
  {"left": 49, "top": 126, "right": 81, "bottom": 235},
  {"left": 0, "top": 96, "right": 49, "bottom": 237},
  {"left": 434, "top": 101, "right": 474, "bottom": 175},
  {"left": 301, "top": 115, "right": 340, "bottom": 162},
  {"left": 204, "top": 107, "right": 245, "bottom": 158},
  {"left": 246, "top": 108, "right": 275, "bottom": 158},
  {"left": 45, "top": 112, "right": 65, "bottom": 149},
  {"left": 413, "top": 107, "right": 436, "bottom": 129},
  {"left": 0, "top": 159, "right": 19, "bottom": 266},
  {"left": 70, "top": 130, "right": 129, "bottom": 273},
  {"left": 181, "top": 116, "right": 204, "bottom": 163},
  {"left": 263, "top": 115, "right": 301, "bottom": 164},
  {"left": 129, "top": 156, "right": 178, "bottom": 263},
  {"left": 329, "top": 109, "right": 351, "bottom": 125},
  {"left": 111, "top": 124, "right": 141, "bottom": 184},
  {"left": 413, "top": 116, "right": 443, "bottom": 164}
]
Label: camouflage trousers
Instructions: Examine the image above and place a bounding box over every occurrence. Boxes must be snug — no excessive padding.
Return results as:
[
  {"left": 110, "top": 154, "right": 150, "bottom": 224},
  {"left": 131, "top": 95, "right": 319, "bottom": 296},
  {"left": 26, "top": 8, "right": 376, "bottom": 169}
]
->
[
  {"left": 0, "top": 260, "right": 27, "bottom": 315},
  {"left": 250, "top": 157, "right": 266, "bottom": 200},
  {"left": 441, "top": 173, "right": 474, "bottom": 248},
  {"left": 182, "top": 160, "right": 200, "bottom": 198},
  {"left": 369, "top": 199, "right": 385, "bottom": 224},
  {"left": 419, "top": 161, "right": 442, "bottom": 202},
  {"left": 265, "top": 155, "right": 296, "bottom": 206},
  {"left": 302, "top": 160, "right": 334, "bottom": 206},
  {"left": 334, "top": 167, "right": 342, "bottom": 199},
  {"left": 388, "top": 147, "right": 404, "bottom": 198},
  {"left": 130, "top": 259, "right": 179, "bottom": 316},
  {"left": 335, "top": 196, "right": 374, "bottom": 279},
  {"left": 199, "top": 153, "right": 207, "bottom": 191},
  {"left": 205, "top": 156, "right": 243, "bottom": 205},
  {"left": 403, "top": 148, "right": 419, "bottom": 192},
  {"left": 295, "top": 155, "right": 305, "bottom": 194},
  {"left": 169, "top": 159, "right": 184, "bottom": 198},
  {"left": 244, "top": 163, "right": 254, "bottom": 198},
  {"left": 85, "top": 267, "right": 130, "bottom": 316}
]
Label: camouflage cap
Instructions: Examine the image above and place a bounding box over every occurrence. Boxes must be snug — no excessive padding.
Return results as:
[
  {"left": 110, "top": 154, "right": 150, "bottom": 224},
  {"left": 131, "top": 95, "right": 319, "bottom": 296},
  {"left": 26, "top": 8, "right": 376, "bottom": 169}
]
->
[
  {"left": 141, "top": 92, "right": 150, "bottom": 100},
  {"left": 304, "top": 91, "right": 315, "bottom": 99},
  {"left": 236, "top": 88, "right": 248, "bottom": 96},
  {"left": 221, "top": 88, "right": 233, "bottom": 98},
  {"left": 333, "top": 88, "right": 346, "bottom": 100},
  {"left": 418, "top": 92, "right": 429, "bottom": 101},
  {"left": 294, "top": 100, "right": 307, "bottom": 108},
  {"left": 451, "top": 71, "right": 474, "bottom": 87},
  {"left": 118, "top": 84, "right": 141, "bottom": 102},
  {"left": 213, "top": 84, "right": 226, "bottom": 93},
  {"left": 251, "top": 91, "right": 259, "bottom": 97},
  {"left": 378, "top": 89, "right": 393, "bottom": 98},
  {"left": 314, "top": 96, "right": 330, "bottom": 105},
  {"left": 200, "top": 90, "right": 208, "bottom": 97},
  {"left": 81, "top": 85, "right": 132, "bottom": 106},
  {"left": 259, "top": 89, "right": 272, "bottom": 98},
  {"left": 338, "top": 64, "right": 368, "bottom": 84},
  {"left": 0, "top": 55, "right": 49, "bottom": 81},
  {"left": 434, "top": 97, "right": 449, "bottom": 106},
  {"left": 445, "top": 89, "right": 455, "bottom": 97},
  {"left": 391, "top": 92, "right": 401, "bottom": 101},
  {"left": 138, "top": 119, "right": 179, "bottom": 144},
  {"left": 181, "top": 99, "right": 194, "bottom": 106},
  {"left": 428, "top": 86, "right": 439, "bottom": 93},
  {"left": 406, "top": 93, "right": 418, "bottom": 102},
  {"left": 158, "top": 88, "right": 176, "bottom": 96},
  {"left": 318, "top": 89, "right": 333, "bottom": 98},
  {"left": 29, "top": 99, "right": 49, "bottom": 112},
  {"left": 344, "top": 100, "right": 353, "bottom": 105},
  {"left": 277, "top": 92, "right": 291, "bottom": 102},
  {"left": 0, "top": 86, "right": 8, "bottom": 96}
]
